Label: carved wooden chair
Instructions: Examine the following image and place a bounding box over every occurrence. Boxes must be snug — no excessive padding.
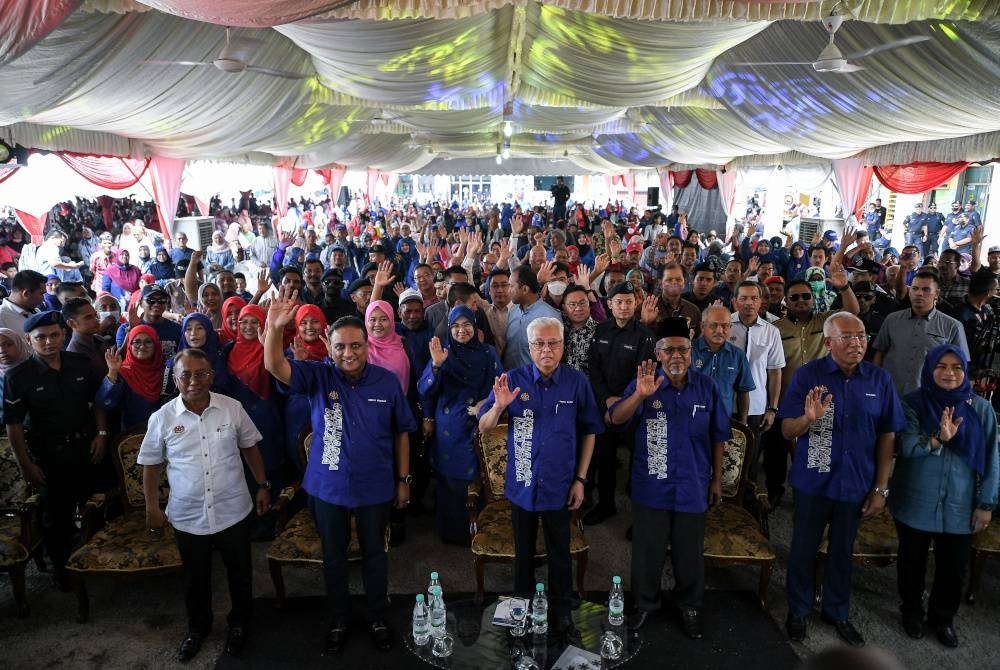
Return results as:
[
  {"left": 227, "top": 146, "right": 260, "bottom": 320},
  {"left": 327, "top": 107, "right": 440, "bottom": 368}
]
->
[
  {"left": 467, "top": 423, "right": 589, "bottom": 603},
  {"left": 0, "top": 438, "right": 43, "bottom": 617}
]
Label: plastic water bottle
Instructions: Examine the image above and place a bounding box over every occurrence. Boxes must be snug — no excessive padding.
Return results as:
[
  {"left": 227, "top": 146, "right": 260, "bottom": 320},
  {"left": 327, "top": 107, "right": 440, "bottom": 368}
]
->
[
  {"left": 412, "top": 594, "right": 430, "bottom": 645},
  {"left": 429, "top": 586, "right": 446, "bottom": 639},
  {"left": 608, "top": 576, "right": 625, "bottom": 626},
  {"left": 531, "top": 583, "right": 548, "bottom": 634},
  {"left": 428, "top": 571, "right": 441, "bottom": 602}
]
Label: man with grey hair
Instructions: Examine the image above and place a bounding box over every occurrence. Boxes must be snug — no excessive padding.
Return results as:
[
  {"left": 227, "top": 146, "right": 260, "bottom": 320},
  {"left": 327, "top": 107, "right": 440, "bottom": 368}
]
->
[
  {"left": 479, "top": 315, "right": 603, "bottom": 644},
  {"left": 779, "top": 312, "right": 905, "bottom": 647}
]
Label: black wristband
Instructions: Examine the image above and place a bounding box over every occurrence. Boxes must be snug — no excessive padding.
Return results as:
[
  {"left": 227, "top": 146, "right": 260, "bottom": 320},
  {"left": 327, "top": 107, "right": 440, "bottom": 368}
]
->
[{"left": 573, "top": 475, "right": 587, "bottom": 485}]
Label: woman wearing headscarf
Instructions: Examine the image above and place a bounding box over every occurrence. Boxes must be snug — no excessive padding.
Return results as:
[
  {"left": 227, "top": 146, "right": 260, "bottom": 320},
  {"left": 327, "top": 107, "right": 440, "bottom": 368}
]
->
[
  {"left": 148, "top": 247, "right": 174, "bottom": 284},
  {"left": 784, "top": 241, "right": 810, "bottom": 282},
  {"left": 195, "top": 282, "right": 223, "bottom": 330},
  {"left": 417, "top": 306, "right": 502, "bottom": 543},
  {"left": 277, "top": 304, "right": 329, "bottom": 473},
  {"left": 97, "top": 325, "right": 169, "bottom": 430},
  {"left": 224, "top": 303, "right": 285, "bottom": 494},
  {"left": 0, "top": 328, "right": 31, "bottom": 423},
  {"left": 365, "top": 299, "right": 410, "bottom": 393},
  {"left": 891, "top": 344, "right": 999, "bottom": 648},
  {"left": 206, "top": 231, "right": 235, "bottom": 273},
  {"left": 803, "top": 266, "right": 837, "bottom": 312},
  {"left": 168, "top": 312, "right": 230, "bottom": 395},
  {"left": 101, "top": 249, "right": 142, "bottom": 308},
  {"left": 219, "top": 295, "right": 248, "bottom": 346}
]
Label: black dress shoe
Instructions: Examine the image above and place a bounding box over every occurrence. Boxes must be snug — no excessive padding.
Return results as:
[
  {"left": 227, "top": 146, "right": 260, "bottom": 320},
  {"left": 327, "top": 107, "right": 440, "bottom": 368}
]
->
[
  {"left": 224, "top": 626, "right": 246, "bottom": 656},
  {"left": 901, "top": 616, "right": 924, "bottom": 640},
  {"left": 583, "top": 505, "right": 616, "bottom": 526},
  {"left": 935, "top": 623, "right": 959, "bottom": 648},
  {"left": 324, "top": 620, "right": 349, "bottom": 654},
  {"left": 177, "top": 633, "right": 204, "bottom": 663},
  {"left": 627, "top": 609, "right": 650, "bottom": 631},
  {"left": 785, "top": 614, "right": 807, "bottom": 642},
  {"left": 370, "top": 618, "right": 393, "bottom": 651},
  {"left": 680, "top": 609, "right": 703, "bottom": 640},
  {"left": 820, "top": 614, "right": 865, "bottom": 647}
]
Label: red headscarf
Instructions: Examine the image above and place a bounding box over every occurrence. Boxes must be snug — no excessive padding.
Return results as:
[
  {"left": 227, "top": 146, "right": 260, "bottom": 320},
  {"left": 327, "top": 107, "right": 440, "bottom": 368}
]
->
[
  {"left": 294, "top": 304, "right": 329, "bottom": 361},
  {"left": 364, "top": 300, "right": 410, "bottom": 392},
  {"left": 227, "top": 304, "right": 270, "bottom": 400},
  {"left": 220, "top": 296, "right": 247, "bottom": 345},
  {"left": 120, "top": 324, "right": 164, "bottom": 404}
]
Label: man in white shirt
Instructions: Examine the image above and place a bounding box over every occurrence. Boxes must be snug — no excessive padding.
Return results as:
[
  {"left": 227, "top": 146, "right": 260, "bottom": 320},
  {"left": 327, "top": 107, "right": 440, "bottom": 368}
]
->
[{"left": 138, "top": 349, "right": 270, "bottom": 663}]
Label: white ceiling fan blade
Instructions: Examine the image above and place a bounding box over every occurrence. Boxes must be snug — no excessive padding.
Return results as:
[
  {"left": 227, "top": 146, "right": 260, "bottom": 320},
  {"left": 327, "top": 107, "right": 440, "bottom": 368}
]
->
[
  {"left": 244, "top": 65, "right": 308, "bottom": 80},
  {"left": 837, "top": 63, "right": 866, "bottom": 73},
  {"left": 841, "top": 35, "right": 931, "bottom": 61},
  {"left": 223, "top": 37, "right": 263, "bottom": 65},
  {"left": 141, "top": 60, "right": 210, "bottom": 66},
  {"left": 728, "top": 61, "right": 816, "bottom": 66}
]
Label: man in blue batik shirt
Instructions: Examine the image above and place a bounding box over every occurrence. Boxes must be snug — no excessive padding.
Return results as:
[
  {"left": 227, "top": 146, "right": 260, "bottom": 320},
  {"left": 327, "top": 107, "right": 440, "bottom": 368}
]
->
[
  {"left": 778, "top": 312, "right": 905, "bottom": 648},
  {"left": 691, "top": 305, "right": 755, "bottom": 422},
  {"left": 264, "top": 290, "right": 416, "bottom": 655},
  {"left": 479, "top": 316, "right": 603, "bottom": 644},
  {"left": 609, "top": 319, "right": 729, "bottom": 640}
]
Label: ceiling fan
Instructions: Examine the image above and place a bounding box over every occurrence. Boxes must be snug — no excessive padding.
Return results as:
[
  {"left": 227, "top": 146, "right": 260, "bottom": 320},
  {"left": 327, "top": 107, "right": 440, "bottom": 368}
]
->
[
  {"left": 729, "top": 15, "right": 931, "bottom": 73},
  {"left": 142, "top": 27, "right": 308, "bottom": 80}
]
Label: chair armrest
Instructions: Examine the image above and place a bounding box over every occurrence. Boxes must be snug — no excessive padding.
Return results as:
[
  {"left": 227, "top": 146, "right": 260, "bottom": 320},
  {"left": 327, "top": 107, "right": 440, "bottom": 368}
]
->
[
  {"left": 272, "top": 483, "right": 300, "bottom": 533},
  {"left": 75, "top": 492, "right": 108, "bottom": 543},
  {"left": 15, "top": 493, "right": 42, "bottom": 548}
]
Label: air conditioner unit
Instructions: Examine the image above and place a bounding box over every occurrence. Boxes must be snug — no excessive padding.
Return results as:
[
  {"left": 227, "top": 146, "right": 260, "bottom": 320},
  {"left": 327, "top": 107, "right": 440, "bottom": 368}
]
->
[{"left": 172, "top": 216, "right": 215, "bottom": 251}]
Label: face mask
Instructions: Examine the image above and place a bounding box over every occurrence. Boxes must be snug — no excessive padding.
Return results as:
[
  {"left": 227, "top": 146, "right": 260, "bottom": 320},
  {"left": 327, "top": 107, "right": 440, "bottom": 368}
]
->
[
  {"left": 547, "top": 281, "right": 568, "bottom": 297},
  {"left": 99, "top": 310, "right": 120, "bottom": 322},
  {"left": 808, "top": 280, "right": 825, "bottom": 294}
]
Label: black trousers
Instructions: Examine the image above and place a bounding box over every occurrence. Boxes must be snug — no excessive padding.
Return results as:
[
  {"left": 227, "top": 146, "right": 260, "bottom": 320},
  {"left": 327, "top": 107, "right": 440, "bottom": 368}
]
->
[
  {"left": 759, "top": 422, "right": 790, "bottom": 501},
  {"left": 895, "top": 519, "right": 972, "bottom": 626},
  {"left": 38, "top": 458, "right": 95, "bottom": 574},
  {"left": 631, "top": 502, "right": 706, "bottom": 612},
  {"left": 310, "top": 497, "right": 391, "bottom": 620},
  {"left": 510, "top": 503, "right": 572, "bottom": 620},
  {"left": 173, "top": 512, "right": 254, "bottom": 635},
  {"left": 589, "top": 427, "right": 633, "bottom": 511}
]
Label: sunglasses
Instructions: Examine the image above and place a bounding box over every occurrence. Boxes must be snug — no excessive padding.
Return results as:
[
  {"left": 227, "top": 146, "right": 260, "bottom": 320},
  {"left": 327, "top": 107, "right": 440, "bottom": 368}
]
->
[
  {"left": 786, "top": 293, "right": 813, "bottom": 302},
  {"left": 145, "top": 298, "right": 168, "bottom": 305},
  {"left": 855, "top": 293, "right": 876, "bottom": 300}
]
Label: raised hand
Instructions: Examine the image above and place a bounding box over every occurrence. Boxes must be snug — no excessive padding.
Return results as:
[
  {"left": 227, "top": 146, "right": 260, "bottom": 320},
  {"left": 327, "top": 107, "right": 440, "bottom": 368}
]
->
[
  {"left": 747, "top": 256, "right": 761, "bottom": 275},
  {"left": 828, "top": 258, "right": 848, "bottom": 289},
  {"left": 104, "top": 345, "right": 123, "bottom": 380},
  {"left": 280, "top": 230, "right": 297, "bottom": 246},
  {"left": 972, "top": 225, "right": 986, "bottom": 247},
  {"left": 429, "top": 336, "right": 449, "bottom": 367},
  {"left": 511, "top": 214, "right": 524, "bottom": 235},
  {"left": 126, "top": 300, "right": 141, "bottom": 328},
  {"left": 607, "top": 237, "right": 622, "bottom": 259},
  {"left": 640, "top": 295, "right": 659, "bottom": 324},
  {"left": 634, "top": 359, "right": 664, "bottom": 399},
  {"left": 393, "top": 282, "right": 407, "bottom": 297},
  {"left": 575, "top": 264, "right": 591, "bottom": 288},
  {"left": 291, "top": 336, "right": 308, "bottom": 361},
  {"left": 746, "top": 222, "right": 757, "bottom": 238},
  {"left": 266, "top": 285, "right": 299, "bottom": 330},
  {"left": 803, "top": 386, "right": 832, "bottom": 423},
  {"left": 536, "top": 260, "right": 556, "bottom": 283},
  {"left": 492, "top": 373, "right": 521, "bottom": 410},
  {"left": 841, "top": 224, "right": 858, "bottom": 247},
  {"left": 592, "top": 253, "right": 610, "bottom": 278},
  {"left": 190, "top": 249, "right": 204, "bottom": 267},
  {"left": 256, "top": 267, "right": 270, "bottom": 294},
  {"left": 938, "top": 406, "right": 964, "bottom": 442},
  {"left": 373, "top": 261, "right": 396, "bottom": 288},
  {"left": 468, "top": 230, "right": 484, "bottom": 256}
]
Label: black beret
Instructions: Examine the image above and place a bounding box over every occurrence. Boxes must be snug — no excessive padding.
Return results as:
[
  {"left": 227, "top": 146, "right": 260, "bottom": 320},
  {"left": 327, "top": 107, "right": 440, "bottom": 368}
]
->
[
  {"left": 347, "top": 278, "right": 373, "bottom": 294},
  {"left": 322, "top": 267, "right": 344, "bottom": 281},
  {"left": 605, "top": 282, "right": 635, "bottom": 300},
  {"left": 24, "top": 310, "right": 65, "bottom": 333}
]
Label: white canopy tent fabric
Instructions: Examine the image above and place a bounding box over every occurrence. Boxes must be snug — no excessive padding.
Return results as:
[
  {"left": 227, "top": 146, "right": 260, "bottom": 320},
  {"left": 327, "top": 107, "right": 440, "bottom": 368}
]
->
[{"left": 0, "top": 1, "right": 998, "bottom": 176}]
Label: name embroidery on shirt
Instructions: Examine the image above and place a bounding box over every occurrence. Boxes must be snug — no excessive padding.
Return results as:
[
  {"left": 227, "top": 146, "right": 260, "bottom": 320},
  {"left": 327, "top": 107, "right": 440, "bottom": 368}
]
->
[
  {"left": 806, "top": 396, "right": 834, "bottom": 474},
  {"left": 512, "top": 409, "right": 534, "bottom": 487},
  {"left": 322, "top": 403, "right": 344, "bottom": 471},
  {"left": 646, "top": 411, "right": 669, "bottom": 479}
]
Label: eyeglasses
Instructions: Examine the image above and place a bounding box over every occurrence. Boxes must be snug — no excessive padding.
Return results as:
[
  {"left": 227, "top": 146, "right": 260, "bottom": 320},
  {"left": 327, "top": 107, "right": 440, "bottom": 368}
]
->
[
  {"left": 563, "top": 300, "right": 589, "bottom": 309},
  {"left": 176, "top": 370, "right": 212, "bottom": 382},
  {"left": 450, "top": 322, "right": 474, "bottom": 331},
  {"left": 145, "top": 298, "right": 168, "bottom": 305},
  {"left": 656, "top": 345, "right": 691, "bottom": 355},
  {"left": 130, "top": 339, "right": 155, "bottom": 348},
  {"left": 830, "top": 334, "right": 870, "bottom": 344},
  {"left": 786, "top": 293, "right": 813, "bottom": 302},
  {"left": 529, "top": 339, "right": 563, "bottom": 351}
]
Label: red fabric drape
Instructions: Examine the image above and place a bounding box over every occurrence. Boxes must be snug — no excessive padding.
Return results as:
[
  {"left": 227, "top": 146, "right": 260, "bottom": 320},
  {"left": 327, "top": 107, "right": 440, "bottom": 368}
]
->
[
  {"left": 0, "top": 0, "right": 79, "bottom": 67},
  {"left": 57, "top": 153, "right": 149, "bottom": 189},
  {"left": 291, "top": 167, "right": 308, "bottom": 187},
  {"left": 671, "top": 170, "right": 693, "bottom": 188},
  {"left": 182, "top": 194, "right": 196, "bottom": 215},
  {"left": 274, "top": 166, "right": 293, "bottom": 216},
  {"left": 149, "top": 156, "right": 185, "bottom": 237},
  {"left": 97, "top": 195, "right": 114, "bottom": 232},
  {"left": 695, "top": 168, "right": 718, "bottom": 190},
  {"left": 317, "top": 165, "right": 347, "bottom": 200},
  {"left": 13, "top": 209, "right": 46, "bottom": 244},
  {"left": 0, "top": 165, "right": 19, "bottom": 185},
  {"left": 872, "top": 162, "right": 970, "bottom": 195}
]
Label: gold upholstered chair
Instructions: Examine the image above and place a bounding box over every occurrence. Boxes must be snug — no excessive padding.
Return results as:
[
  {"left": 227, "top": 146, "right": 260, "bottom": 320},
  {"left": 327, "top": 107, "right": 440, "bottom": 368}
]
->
[
  {"left": 965, "top": 522, "right": 1000, "bottom": 603},
  {"left": 266, "top": 431, "right": 389, "bottom": 608},
  {"left": 65, "top": 429, "right": 181, "bottom": 622},
  {"left": 814, "top": 511, "right": 900, "bottom": 604},
  {"left": 467, "top": 423, "right": 589, "bottom": 604},
  {"left": 703, "top": 420, "right": 776, "bottom": 610},
  {"left": 0, "top": 438, "right": 43, "bottom": 617}
]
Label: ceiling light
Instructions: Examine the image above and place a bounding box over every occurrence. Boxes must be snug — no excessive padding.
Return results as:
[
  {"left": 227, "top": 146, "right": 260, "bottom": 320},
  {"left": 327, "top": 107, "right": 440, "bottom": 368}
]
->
[
  {"left": 502, "top": 147, "right": 510, "bottom": 159},
  {"left": 503, "top": 120, "right": 513, "bottom": 137},
  {"left": 495, "top": 154, "right": 502, "bottom": 165}
]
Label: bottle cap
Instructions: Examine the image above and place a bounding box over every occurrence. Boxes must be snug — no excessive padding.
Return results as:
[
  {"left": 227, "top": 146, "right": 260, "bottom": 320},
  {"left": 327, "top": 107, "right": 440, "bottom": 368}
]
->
[
  {"left": 536, "top": 583, "right": 544, "bottom": 591},
  {"left": 613, "top": 576, "right": 621, "bottom": 584},
  {"left": 430, "top": 571, "right": 439, "bottom": 580},
  {"left": 416, "top": 594, "right": 425, "bottom": 602}
]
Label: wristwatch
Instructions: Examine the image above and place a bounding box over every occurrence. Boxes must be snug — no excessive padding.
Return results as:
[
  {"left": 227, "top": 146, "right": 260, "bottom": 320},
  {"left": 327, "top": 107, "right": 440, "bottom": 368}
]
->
[
  {"left": 574, "top": 475, "right": 588, "bottom": 485},
  {"left": 258, "top": 479, "right": 272, "bottom": 490},
  {"left": 97, "top": 430, "right": 109, "bottom": 437},
  {"left": 873, "top": 486, "right": 890, "bottom": 499},
  {"left": 398, "top": 474, "right": 414, "bottom": 485}
]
